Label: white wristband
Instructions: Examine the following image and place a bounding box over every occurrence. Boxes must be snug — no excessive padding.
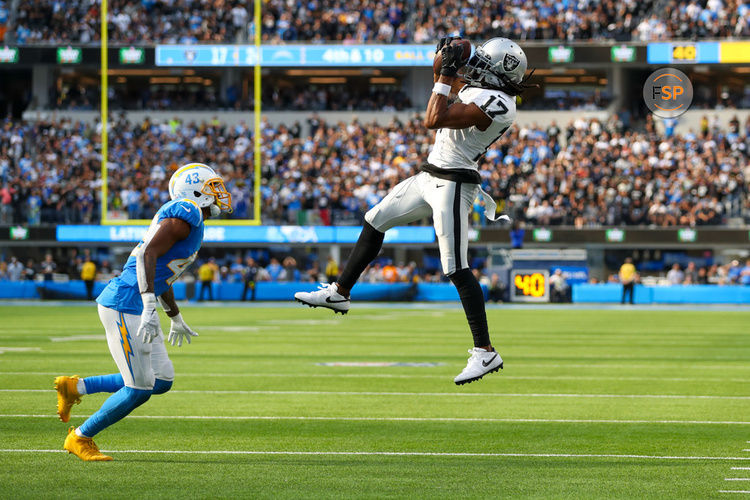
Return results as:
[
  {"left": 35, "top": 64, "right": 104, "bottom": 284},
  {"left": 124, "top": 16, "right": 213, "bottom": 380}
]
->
[
  {"left": 141, "top": 292, "right": 156, "bottom": 310},
  {"left": 432, "top": 82, "right": 451, "bottom": 96}
]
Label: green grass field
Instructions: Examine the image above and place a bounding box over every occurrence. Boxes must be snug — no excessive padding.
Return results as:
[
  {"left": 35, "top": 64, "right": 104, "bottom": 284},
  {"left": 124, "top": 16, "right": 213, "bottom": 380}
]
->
[{"left": 0, "top": 304, "right": 749, "bottom": 499}]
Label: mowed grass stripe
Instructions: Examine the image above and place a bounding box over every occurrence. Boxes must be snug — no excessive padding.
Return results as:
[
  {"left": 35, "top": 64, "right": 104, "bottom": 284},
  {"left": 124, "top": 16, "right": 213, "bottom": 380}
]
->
[
  {"left": 3, "top": 449, "right": 750, "bottom": 461},
  {"left": 6, "top": 371, "right": 750, "bottom": 383},
  {"left": 5, "top": 414, "right": 750, "bottom": 425},
  {"left": 5, "top": 388, "right": 750, "bottom": 399}
]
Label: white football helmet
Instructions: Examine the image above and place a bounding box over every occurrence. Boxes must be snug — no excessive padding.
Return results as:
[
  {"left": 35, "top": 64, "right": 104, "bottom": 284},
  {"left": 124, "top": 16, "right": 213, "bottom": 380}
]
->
[
  {"left": 461, "top": 37, "right": 529, "bottom": 95},
  {"left": 168, "top": 163, "right": 232, "bottom": 216}
]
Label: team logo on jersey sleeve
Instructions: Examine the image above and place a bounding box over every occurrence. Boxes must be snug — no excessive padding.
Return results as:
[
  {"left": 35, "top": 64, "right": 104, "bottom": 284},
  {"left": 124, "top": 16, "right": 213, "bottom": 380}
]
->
[{"left": 503, "top": 54, "right": 520, "bottom": 72}]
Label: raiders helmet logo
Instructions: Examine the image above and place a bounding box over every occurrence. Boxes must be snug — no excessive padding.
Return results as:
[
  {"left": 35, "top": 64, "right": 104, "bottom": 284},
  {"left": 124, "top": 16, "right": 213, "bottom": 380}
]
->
[{"left": 503, "top": 53, "right": 520, "bottom": 72}]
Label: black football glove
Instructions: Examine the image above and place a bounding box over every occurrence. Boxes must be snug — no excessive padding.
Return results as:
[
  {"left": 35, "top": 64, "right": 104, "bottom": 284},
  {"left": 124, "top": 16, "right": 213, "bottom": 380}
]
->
[
  {"left": 435, "top": 36, "right": 461, "bottom": 52},
  {"left": 440, "top": 42, "right": 469, "bottom": 77}
]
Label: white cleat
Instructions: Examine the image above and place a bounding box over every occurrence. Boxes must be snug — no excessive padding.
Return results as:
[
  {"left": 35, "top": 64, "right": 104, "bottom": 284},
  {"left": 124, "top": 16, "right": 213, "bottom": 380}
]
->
[
  {"left": 454, "top": 348, "right": 503, "bottom": 385},
  {"left": 294, "top": 283, "right": 350, "bottom": 315}
]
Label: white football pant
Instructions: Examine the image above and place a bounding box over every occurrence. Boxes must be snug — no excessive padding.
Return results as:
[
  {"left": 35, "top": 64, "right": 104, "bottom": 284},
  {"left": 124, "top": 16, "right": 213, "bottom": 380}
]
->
[
  {"left": 365, "top": 172, "right": 478, "bottom": 275},
  {"left": 98, "top": 304, "right": 174, "bottom": 390}
]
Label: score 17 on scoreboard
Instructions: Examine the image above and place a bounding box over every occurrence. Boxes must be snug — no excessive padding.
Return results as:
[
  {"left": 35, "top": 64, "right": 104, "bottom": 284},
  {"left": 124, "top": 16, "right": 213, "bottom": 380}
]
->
[{"left": 511, "top": 269, "right": 550, "bottom": 303}]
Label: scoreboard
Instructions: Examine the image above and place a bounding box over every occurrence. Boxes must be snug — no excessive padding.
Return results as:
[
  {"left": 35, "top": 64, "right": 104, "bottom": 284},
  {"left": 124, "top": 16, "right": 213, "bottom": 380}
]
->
[
  {"left": 511, "top": 269, "right": 550, "bottom": 303},
  {"left": 647, "top": 41, "right": 750, "bottom": 64}
]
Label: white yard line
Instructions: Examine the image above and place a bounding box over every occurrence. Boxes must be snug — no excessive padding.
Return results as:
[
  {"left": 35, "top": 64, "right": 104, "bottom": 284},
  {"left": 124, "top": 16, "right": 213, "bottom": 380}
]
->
[
  {"left": 733, "top": 468, "right": 750, "bottom": 471},
  {"left": 4, "top": 388, "right": 750, "bottom": 399},
  {"left": 726, "top": 479, "right": 750, "bottom": 481},
  {"left": 49, "top": 335, "right": 104, "bottom": 342},
  {"left": 719, "top": 491, "right": 750, "bottom": 495},
  {"left": 3, "top": 414, "right": 750, "bottom": 425},
  {"left": 0, "top": 347, "right": 41, "bottom": 354},
  {"left": 515, "top": 363, "right": 750, "bottom": 370},
  {"left": 1, "top": 449, "right": 750, "bottom": 460}
]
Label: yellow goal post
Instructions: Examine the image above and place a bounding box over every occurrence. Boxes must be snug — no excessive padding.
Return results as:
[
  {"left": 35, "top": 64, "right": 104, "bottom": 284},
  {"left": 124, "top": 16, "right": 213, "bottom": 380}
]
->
[{"left": 99, "top": 0, "right": 263, "bottom": 226}]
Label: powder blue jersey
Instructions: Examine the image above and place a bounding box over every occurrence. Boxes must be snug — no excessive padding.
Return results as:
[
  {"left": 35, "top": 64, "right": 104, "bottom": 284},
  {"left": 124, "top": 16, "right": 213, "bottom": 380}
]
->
[{"left": 97, "top": 199, "right": 204, "bottom": 314}]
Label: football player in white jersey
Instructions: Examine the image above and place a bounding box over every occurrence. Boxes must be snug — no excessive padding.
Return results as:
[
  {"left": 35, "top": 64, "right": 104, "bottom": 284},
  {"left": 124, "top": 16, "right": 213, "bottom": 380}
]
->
[{"left": 295, "top": 37, "right": 533, "bottom": 385}]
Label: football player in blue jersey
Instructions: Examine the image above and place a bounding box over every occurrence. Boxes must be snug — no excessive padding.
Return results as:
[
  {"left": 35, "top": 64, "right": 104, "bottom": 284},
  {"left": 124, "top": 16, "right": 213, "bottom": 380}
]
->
[{"left": 54, "top": 163, "right": 232, "bottom": 461}]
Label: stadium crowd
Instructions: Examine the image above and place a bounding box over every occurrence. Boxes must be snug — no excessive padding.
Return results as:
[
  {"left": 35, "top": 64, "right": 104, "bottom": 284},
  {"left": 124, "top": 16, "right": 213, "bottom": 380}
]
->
[
  {"left": 1, "top": 112, "right": 748, "bottom": 226},
  {"left": 8, "top": 0, "right": 749, "bottom": 45},
  {"left": 606, "top": 259, "right": 750, "bottom": 286},
  {"left": 2, "top": 252, "right": 750, "bottom": 294}
]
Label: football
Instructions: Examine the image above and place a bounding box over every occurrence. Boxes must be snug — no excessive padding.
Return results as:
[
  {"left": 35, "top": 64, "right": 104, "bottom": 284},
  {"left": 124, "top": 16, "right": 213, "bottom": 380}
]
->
[{"left": 433, "top": 39, "right": 472, "bottom": 75}]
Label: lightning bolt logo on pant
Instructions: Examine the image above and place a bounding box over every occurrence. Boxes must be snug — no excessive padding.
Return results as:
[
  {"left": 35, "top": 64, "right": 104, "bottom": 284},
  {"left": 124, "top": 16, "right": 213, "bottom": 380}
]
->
[{"left": 117, "top": 312, "right": 135, "bottom": 378}]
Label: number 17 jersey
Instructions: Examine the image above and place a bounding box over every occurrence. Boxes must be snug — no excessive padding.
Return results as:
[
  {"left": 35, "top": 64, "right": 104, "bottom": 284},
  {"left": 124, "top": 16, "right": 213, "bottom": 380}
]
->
[
  {"left": 96, "top": 198, "right": 204, "bottom": 315},
  {"left": 427, "top": 86, "right": 516, "bottom": 171}
]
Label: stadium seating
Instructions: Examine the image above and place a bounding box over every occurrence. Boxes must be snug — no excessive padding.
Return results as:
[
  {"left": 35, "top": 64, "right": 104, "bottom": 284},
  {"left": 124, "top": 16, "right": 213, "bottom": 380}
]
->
[
  {"left": 1, "top": 113, "right": 747, "bottom": 226},
  {"left": 8, "top": 0, "right": 749, "bottom": 44}
]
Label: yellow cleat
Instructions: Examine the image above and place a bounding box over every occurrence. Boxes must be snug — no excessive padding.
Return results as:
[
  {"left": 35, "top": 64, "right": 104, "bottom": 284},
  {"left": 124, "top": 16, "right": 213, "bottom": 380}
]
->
[
  {"left": 54, "top": 375, "right": 82, "bottom": 423},
  {"left": 64, "top": 427, "right": 113, "bottom": 461}
]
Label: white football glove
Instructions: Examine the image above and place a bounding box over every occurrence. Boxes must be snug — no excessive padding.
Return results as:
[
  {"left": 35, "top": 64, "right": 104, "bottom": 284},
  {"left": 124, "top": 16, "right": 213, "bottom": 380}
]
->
[
  {"left": 136, "top": 292, "right": 162, "bottom": 343},
  {"left": 168, "top": 313, "right": 199, "bottom": 347}
]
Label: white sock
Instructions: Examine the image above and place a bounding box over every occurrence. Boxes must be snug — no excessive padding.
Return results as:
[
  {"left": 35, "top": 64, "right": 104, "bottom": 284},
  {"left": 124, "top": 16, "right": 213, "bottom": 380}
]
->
[
  {"left": 76, "top": 379, "right": 87, "bottom": 395},
  {"left": 74, "top": 427, "right": 89, "bottom": 438}
]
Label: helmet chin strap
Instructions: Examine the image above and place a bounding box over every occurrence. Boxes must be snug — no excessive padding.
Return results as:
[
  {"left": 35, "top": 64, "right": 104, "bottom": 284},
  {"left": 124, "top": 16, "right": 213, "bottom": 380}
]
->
[{"left": 209, "top": 204, "right": 221, "bottom": 217}]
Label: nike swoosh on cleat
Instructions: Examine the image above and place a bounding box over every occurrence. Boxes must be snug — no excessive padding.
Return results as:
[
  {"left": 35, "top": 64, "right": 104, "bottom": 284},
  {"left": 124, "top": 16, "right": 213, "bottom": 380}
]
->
[
  {"left": 325, "top": 297, "right": 350, "bottom": 304},
  {"left": 436, "top": 184, "right": 445, "bottom": 188},
  {"left": 482, "top": 354, "right": 498, "bottom": 367}
]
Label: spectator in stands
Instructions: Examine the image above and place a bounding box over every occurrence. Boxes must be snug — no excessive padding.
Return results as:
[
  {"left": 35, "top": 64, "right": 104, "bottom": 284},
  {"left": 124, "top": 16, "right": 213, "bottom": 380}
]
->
[
  {"left": 382, "top": 260, "right": 399, "bottom": 283},
  {"left": 305, "top": 261, "right": 321, "bottom": 283},
  {"left": 7, "top": 256, "right": 23, "bottom": 281},
  {"left": 242, "top": 257, "right": 259, "bottom": 301},
  {"left": 487, "top": 273, "right": 506, "bottom": 303},
  {"left": 80, "top": 256, "right": 97, "bottom": 300},
  {"left": 325, "top": 256, "right": 339, "bottom": 284},
  {"left": 364, "top": 263, "right": 384, "bottom": 283},
  {"left": 266, "top": 258, "right": 284, "bottom": 281},
  {"left": 684, "top": 262, "right": 698, "bottom": 285},
  {"left": 697, "top": 266, "right": 709, "bottom": 285},
  {"left": 23, "top": 259, "right": 36, "bottom": 281},
  {"left": 0, "top": 260, "right": 7, "bottom": 280},
  {"left": 727, "top": 260, "right": 742, "bottom": 284},
  {"left": 619, "top": 257, "right": 636, "bottom": 304},
  {"left": 510, "top": 221, "right": 525, "bottom": 249},
  {"left": 40, "top": 253, "right": 56, "bottom": 281},
  {"left": 403, "top": 261, "right": 419, "bottom": 283},
  {"left": 197, "top": 258, "right": 217, "bottom": 301},
  {"left": 666, "top": 263, "right": 685, "bottom": 286},
  {"left": 549, "top": 269, "right": 571, "bottom": 303},
  {"left": 0, "top": 183, "right": 13, "bottom": 224},
  {"left": 740, "top": 259, "right": 750, "bottom": 286},
  {"left": 230, "top": 257, "right": 245, "bottom": 283},
  {"left": 282, "top": 256, "right": 300, "bottom": 282}
]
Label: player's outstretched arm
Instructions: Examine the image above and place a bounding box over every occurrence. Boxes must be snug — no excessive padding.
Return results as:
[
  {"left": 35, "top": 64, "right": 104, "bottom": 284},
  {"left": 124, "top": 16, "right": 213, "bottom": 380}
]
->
[{"left": 135, "top": 218, "right": 191, "bottom": 343}]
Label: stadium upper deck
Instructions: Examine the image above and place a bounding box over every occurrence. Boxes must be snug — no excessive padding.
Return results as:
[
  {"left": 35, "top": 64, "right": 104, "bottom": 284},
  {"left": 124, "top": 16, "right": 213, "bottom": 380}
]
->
[{"left": 3, "top": 0, "right": 749, "bottom": 45}]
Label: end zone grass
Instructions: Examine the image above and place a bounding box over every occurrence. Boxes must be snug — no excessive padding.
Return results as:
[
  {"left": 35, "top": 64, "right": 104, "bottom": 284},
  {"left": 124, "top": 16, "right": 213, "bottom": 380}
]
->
[{"left": 0, "top": 305, "right": 749, "bottom": 498}]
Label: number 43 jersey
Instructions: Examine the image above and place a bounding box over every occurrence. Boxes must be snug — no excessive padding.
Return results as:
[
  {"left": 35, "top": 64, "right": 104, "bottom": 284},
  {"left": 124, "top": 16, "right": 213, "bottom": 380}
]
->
[
  {"left": 97, "top": 199, "right": 204, "bottom": 315},
  {"left": 426, "top": 86, "right": 516, "bottom": 171}
]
